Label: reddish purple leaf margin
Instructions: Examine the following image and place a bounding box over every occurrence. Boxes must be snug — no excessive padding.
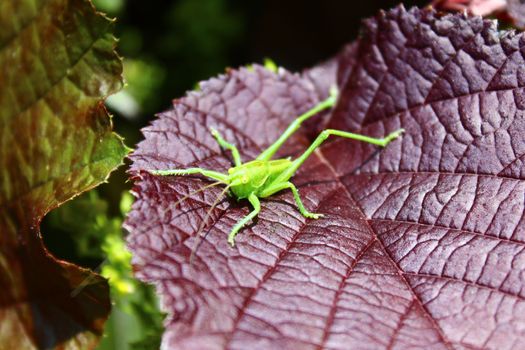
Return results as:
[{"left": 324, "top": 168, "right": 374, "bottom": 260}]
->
[{"left": 126, "top": 6, "right": 525, "bottom": 350}]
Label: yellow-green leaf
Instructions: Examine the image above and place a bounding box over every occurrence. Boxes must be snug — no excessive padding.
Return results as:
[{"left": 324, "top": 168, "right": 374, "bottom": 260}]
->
[{"left": 0, "top": 0, "right": 128, "bottom": 348}]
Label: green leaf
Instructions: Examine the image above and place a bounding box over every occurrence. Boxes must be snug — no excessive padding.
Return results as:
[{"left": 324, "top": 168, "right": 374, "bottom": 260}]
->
[{"left": 0, "top": 0, "right": 128, "bottom": 349}]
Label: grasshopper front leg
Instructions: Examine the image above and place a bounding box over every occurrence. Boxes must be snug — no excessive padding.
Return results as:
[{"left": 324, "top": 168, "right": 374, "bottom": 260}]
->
[
  {"left": 149, "top": 168, "right": 230, "bottom": 183},
  {"left": 228, "top": 193, "right": 260, "bottom": 246},
  {"left": 259, "top": 181, "right": 323, "bottom": 219}
]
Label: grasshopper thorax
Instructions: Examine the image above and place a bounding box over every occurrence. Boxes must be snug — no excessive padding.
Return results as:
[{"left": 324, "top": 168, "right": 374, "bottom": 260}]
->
[{"left": 228, "top": 159, "right": 291, "bottom": 199}]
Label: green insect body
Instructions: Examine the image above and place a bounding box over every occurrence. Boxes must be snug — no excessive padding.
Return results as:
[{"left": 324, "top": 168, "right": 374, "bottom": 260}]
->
[{"left": 150, "top": 89, "right": 404, "bottom": 246}]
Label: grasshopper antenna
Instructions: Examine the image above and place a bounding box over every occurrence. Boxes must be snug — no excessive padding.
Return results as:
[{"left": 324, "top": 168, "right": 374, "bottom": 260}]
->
[
  {"left": 173, "top": 181, "right": 224, "bottom": 207},
  {"left": 189, "top": 184, "right": 232, "bottom": 264}
]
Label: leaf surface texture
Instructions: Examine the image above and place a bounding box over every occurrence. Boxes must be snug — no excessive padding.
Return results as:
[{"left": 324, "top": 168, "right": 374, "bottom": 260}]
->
[{"left": 126, "top": 7, "right": 525, "bottom": 350}]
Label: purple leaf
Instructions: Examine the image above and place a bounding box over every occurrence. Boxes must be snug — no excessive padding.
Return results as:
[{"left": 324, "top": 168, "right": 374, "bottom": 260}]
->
[
  {"left": 507, "top": 0, "right": 525, "bottom": 29},
  {"left": 432, "top": 0, "right": 506, "bottom": 16},
  {"left": 126, "top": 6, "right": 525, "bottom": 349}
]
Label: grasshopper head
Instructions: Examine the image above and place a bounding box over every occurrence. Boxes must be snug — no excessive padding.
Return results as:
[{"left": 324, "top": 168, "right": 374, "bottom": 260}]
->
[{"left": 228, "top": 161, "right": 270, "bottom": 199}]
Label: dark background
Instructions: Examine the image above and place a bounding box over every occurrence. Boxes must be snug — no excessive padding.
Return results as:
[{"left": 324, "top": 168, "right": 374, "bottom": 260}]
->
[{"left": 114, "top": 0, "right": 427, "bottom": 130}]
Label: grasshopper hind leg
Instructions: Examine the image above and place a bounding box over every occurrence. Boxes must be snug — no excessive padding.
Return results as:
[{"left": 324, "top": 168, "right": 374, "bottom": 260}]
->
[{"left": 260, "top": 181, "right": 324, "bottom": 220}]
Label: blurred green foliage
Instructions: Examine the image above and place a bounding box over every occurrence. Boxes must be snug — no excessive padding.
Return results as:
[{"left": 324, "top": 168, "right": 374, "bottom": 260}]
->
[
  {"left": 93, "top": 0, "right": 125, "bottom": 13},
  {"left": 107, "top": 59, "right": 166, "bottom": 119},
  {"left": 98, "top": 0, "right": 245, "bottom": 134},
  {"left": 45, "top": 190, "right": 164, "bottom": 350}
]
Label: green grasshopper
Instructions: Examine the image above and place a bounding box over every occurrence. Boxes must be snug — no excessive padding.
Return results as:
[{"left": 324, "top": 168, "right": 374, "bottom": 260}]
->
[{"left": 150, "top": 89, "right": 404, "bottom": 246}]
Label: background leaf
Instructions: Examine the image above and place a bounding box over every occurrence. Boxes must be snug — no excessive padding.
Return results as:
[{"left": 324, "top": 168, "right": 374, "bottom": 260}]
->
[
  {"left": 126, "top": 6, "right": 525, "bottom": 350},
  {"left": 432, "top": 0, "right": 506, "bottom": 16},
  {"left": 0, "top": 0, "right": 127, "bottom": 348}
]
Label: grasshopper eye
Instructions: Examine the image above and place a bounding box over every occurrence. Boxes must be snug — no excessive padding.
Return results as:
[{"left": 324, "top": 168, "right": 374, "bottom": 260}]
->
[{"left": 242, "top": 176, "right": 248, "bottom": 184}]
